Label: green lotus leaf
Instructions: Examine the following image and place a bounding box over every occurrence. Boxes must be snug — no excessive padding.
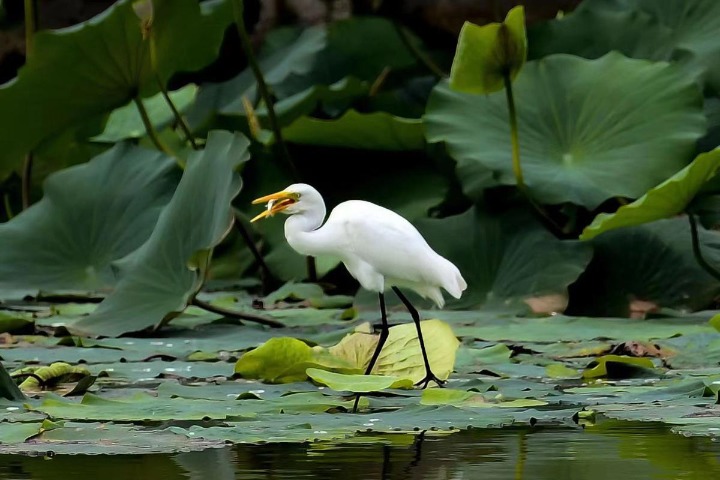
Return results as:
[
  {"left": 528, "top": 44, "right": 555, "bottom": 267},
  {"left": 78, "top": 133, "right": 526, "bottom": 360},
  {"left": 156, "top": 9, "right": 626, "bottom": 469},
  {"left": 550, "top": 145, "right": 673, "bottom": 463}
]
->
[
  {"left": 92, "top": 85, "right": 198, "bottom": 143},
  {"left": 234, "top": 338, "right": 358, "bottom": 383},
  {"left": 450, "top": 5, "right": 527, "bottom": 94},
  {"left": 328, "top": 319, "right": 459, "bottom": 384},
  {"left": 583, "top": 355, "right": 656, "bottom": 379},
  {"left": 188, "top": 26, "right": 328, "bottom": 132},
  {"left": 190, "top": 16, "right": 425, "bottom": 132},
  {"left": 581, "top": 148, "right": 720, "bottom": 240},
  {"left": 569, "top": 218, "right": 720, "bottom": 317},
  {"left": 69, "top": 131, "right": 250, "bottom": 337},
  {"left": 0, "top": 0, "right": 232, "bottom": 174},
  {"left": 529, "top": 0, "right": 720, "bottom": 93},
  {"left": 283, "top": 110, "right": 424, "bottom": 151},
  {"left": 0, "top": 144, "right": 177, "bottom": 297},
  {"left": 240, "top": 149, "right": 447, "bottom": 281},
  {"left": 0, "top": 363, "right": 24, "bottom": 402},
  {"left": 426, "top": 53, "right": 706, "bottom": 208},
  {"left": 419, "top": 388, "right": 481, "bottom": 406},
  {"left": 305, "top": 368, "right": 413, "bottom": 392},
  {"left": 415, "top": 207, "right": 592, "bottom": 311}
]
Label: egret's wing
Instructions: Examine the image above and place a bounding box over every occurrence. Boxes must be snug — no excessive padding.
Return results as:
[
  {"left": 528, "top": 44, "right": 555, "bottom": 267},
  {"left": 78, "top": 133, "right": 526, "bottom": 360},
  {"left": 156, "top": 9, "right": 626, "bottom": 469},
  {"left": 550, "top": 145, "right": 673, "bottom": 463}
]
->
[{"left": 327, "top": 201, "right": 439, "bottom": 285}]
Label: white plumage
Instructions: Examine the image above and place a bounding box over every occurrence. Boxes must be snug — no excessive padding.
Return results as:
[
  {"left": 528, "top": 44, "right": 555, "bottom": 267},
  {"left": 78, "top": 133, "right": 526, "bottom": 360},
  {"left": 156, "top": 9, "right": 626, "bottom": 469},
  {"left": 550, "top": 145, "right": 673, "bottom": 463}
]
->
[
  {"left": 253, "top": 184, "right": 466, "bottom": 306},
  {"left": 251, "top": 183, "right": 467, "bottom": 397}
]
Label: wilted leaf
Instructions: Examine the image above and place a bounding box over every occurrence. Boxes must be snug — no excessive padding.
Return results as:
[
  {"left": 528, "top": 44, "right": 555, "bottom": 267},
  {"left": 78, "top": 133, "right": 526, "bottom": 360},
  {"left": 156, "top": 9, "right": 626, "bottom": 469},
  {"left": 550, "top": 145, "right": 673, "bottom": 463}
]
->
[
  {"left": 450, "top": 6, "right": 527, "bottom": 94},
  {"left": 17, "top": 362, "right": 91, "bottom": 391},
  {"left": 305, "top": 368, "right": 413, "bottom": 392},
  {"left": 329, "top": 319, "right": 460, "bottom": 384}
]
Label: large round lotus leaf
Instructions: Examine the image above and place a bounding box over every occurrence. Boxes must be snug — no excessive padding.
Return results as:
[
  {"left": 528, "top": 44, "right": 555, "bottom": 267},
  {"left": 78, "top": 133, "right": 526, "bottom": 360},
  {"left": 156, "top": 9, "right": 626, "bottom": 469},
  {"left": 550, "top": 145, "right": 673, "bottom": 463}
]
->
[
  {"left": 0, "top": 0, "right": 232, "bottom": 174},
  {"left": 529, "top": 0, "right": 720, "bottom": 94},
  {"left": 70, "top": 131, "right": 251, "bottom": 337},
  {"left": 0, "top": 144, "right": 177, "bottom": 296},
  {"left": 414, "top": 207, "right": 592, "bottom": 312},
  {"left": 425, "top": 53, "right": 706, "bottom": 208},
  {"left": 569, "top": 217, "right": 720, "bottom": 317}
]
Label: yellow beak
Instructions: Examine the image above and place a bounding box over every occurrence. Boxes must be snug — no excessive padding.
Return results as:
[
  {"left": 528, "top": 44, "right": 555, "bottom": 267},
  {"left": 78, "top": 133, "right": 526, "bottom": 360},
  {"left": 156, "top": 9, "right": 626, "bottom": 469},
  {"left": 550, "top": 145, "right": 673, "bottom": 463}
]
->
[{"left": 250, "top": 191, "right": 298, "bottom": 222}]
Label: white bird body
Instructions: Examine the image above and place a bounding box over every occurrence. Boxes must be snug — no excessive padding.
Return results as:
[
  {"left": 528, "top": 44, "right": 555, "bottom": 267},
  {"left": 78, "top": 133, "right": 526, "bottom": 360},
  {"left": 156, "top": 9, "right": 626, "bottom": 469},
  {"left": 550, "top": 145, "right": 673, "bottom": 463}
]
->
[
  {"left": 252, "top": 183, "right": 467, "bottom": 396},
  {"left": 283, "top": 199, "right": 466, "bottom": 307}
]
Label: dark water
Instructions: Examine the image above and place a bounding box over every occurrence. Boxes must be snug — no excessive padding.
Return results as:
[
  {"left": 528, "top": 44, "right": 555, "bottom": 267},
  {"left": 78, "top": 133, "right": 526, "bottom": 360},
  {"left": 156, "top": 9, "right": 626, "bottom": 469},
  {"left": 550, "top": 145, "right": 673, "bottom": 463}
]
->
[{"left": 1, "top": 423, "right": 719, "bottom": 479}]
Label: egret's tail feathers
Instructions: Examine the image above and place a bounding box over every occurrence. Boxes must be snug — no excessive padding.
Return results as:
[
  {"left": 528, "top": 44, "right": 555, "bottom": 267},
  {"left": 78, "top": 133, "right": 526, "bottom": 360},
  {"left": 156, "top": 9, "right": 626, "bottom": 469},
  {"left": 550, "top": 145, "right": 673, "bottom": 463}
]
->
[{"left": 440, "top": 260, "right": 467, "bottom": 300}]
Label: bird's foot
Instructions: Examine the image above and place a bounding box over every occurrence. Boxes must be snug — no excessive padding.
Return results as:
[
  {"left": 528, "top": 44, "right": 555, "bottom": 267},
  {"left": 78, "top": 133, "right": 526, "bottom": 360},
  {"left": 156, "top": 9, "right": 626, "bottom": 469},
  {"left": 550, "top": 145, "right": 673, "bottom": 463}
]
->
[{"left": 415, "top": 372, "right": 446, "bottom": 389}]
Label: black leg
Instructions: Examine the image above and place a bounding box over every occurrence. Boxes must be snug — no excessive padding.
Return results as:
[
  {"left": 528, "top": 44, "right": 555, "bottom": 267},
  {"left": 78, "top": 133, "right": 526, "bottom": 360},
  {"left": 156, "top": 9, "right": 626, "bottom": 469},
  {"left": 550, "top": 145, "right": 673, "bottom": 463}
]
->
[
  {"left": 353, "top": 292, "right": 389, "bottom": 413},
  {"left": 392, "top": 287, "right": 445, "bottom": 388}
]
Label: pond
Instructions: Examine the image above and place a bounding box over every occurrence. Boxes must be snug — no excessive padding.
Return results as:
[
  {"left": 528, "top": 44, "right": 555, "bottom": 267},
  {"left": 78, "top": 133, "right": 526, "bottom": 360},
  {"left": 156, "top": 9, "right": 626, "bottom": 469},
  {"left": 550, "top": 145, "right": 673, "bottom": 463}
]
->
[{"left": 1, "top": 421, "right": 718, "bottom": 479}]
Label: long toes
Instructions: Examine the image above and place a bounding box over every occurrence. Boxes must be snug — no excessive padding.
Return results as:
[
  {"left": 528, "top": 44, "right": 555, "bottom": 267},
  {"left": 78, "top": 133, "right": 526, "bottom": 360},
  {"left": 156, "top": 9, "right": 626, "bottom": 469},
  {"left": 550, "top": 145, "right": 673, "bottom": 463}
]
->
[{"left": 415, "top": 374, "right": 446, "bottom": 389}]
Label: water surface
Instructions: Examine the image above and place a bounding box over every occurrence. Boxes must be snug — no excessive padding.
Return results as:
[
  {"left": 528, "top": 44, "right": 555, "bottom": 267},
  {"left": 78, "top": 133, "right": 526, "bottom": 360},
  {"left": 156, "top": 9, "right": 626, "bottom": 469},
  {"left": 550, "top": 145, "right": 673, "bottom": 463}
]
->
[{"left": 0, "top": 423, "right": 718, "bottom": 479}]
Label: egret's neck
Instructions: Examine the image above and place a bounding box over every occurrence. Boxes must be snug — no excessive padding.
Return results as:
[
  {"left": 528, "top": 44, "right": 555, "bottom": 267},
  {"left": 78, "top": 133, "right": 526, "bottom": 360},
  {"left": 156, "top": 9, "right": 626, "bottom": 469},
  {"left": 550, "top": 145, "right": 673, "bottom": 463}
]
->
[{"left": 284, "top": 206, "right": 327, "bottom": 257}]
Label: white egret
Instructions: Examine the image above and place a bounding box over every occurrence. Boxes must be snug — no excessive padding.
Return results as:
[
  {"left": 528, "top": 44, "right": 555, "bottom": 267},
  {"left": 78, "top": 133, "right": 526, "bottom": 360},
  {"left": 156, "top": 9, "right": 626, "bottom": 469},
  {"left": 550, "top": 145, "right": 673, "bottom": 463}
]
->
[{"left": 251, "top": 183, "right": 467, "bottom": 389}]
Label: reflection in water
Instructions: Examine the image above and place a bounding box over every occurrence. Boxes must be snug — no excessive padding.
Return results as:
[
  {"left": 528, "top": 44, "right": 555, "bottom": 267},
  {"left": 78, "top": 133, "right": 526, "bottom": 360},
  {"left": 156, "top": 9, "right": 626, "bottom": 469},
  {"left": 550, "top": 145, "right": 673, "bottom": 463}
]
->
[{"left": 1, "top": 422, "right": 720, "bottom": 480}]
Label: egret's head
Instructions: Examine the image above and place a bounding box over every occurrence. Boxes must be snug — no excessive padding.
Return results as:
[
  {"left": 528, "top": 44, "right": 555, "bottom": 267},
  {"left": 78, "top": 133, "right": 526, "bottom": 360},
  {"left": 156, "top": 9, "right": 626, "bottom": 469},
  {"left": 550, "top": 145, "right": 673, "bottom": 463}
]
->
[{"left": 250, "top": 183, "right": 323, "bottom": 222}]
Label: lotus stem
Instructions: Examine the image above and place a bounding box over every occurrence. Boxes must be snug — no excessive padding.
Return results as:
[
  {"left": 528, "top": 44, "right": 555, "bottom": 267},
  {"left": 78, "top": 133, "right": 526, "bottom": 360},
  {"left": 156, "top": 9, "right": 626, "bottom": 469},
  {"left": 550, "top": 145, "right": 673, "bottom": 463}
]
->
[
  {"left": 233, "top": 211, "right": 272, "bottom": 293},
  {"left": 23, "top": 0, "right": 37, "bottom": 57},
  {"left": 3, "top": 194, "right": 14, "bottom": 220},
  {"left": 190, "top": 297, "right": 285, "bottom": 328},
  {"left": 688, "top": 213, "right": 720, "bottom": 282},
  {"left": 394, "top": 22, "right": 446, "bottom": 78},
  {"left": 503, "top": 73, "right": 525, "bottom": 192},
  {"left": 133, "top": 97, "right": 173, "bottom": 156},
  {"left": 22, "top": 0, "right": 38, "bottom": 210},
  {"left": 149, "top": 37, "right": 198, "bottom": 150},
  {"left": 230, "top": 0, "right": 299, "bottom": 180},
  {"left": 21, "top": 154, "right": 32, "bottom": 210},
  {"left": 231, "top": 0, "right": 317, "bottom": 281}
]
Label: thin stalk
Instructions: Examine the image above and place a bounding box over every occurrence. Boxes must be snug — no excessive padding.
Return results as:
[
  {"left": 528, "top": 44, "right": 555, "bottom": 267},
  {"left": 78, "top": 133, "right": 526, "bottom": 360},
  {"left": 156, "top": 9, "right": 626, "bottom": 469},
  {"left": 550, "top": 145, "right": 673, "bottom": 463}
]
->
[
  {"left": 688, "top": 213, "right": 720, "bottom": 282},
  {"left": 21, "top": 154, "right": 32, "bottom": 210},
  {"left": 394, "top": 22, "right": 446, "bottom": 78},
  {"left": 233, "top": 211, "right": 272, "bottom": 292},
  {"left": 133, "top": 97, "right": 173, "bottom": 155},
  {"left": 502, "top": 73, "right": 566, "bottom": 238},
  {"left": 23, "top": 0, "right": 37, "bottom": 57},
  {"left": 149, "top": 37, "right": 198, "bottom": 150},
  {"left": 3, "top": 194, "right": 14, "bottom": 220},
  {"left": 22, "top": 0, "right": 38, "bottom": 210},
  {"left": 231, "top": 0, "right": 299, "bottom": 180},
  {"left": 191, "top": 297, "right": 285, "bottom": 328},
  {"left": 232, "top": 0, "right": 317, "bottom": 282},
  {"left": 503, "top": 73, "right": 525, "bottom": 191}
]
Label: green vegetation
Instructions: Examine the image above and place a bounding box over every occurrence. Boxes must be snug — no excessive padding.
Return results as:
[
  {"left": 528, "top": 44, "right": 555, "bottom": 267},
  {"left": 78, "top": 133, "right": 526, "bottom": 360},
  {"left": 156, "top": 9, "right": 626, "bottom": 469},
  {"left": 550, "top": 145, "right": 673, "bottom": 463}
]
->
[{"left": 1, "top": 0, "right": 720, "bottom": 455}]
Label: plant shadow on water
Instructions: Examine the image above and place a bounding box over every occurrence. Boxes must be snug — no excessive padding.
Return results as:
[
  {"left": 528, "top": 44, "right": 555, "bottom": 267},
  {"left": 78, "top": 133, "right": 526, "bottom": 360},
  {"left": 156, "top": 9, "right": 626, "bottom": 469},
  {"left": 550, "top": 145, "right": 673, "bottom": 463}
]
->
[{"left": 1, "top": 422, "right": 720, "bottom": 480}]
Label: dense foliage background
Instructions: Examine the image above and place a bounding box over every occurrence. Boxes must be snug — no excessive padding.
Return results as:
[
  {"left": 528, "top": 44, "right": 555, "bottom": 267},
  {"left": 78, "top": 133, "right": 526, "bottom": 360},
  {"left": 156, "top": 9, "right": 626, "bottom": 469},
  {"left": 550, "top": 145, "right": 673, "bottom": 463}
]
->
[{"left": 1, "top": 0, "right": 720, "bottom": 457}]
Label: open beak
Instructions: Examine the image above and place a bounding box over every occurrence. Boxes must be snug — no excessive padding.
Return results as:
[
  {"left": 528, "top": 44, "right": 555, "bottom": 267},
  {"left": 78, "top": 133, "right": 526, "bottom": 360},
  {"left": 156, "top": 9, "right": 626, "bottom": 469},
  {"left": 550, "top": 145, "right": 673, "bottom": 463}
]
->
[{"left": 250, "top": 191, "right": 298, "bottom": 222}]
